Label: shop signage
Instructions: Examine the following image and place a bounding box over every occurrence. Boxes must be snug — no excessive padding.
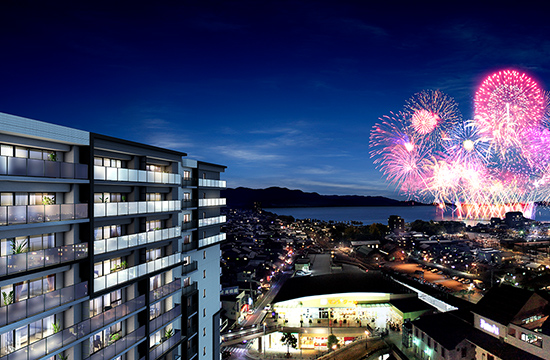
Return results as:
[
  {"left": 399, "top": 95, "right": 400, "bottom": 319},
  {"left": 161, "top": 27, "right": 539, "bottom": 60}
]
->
[{"left": 480, "top": 318, "right": 499, "bottom": 336}]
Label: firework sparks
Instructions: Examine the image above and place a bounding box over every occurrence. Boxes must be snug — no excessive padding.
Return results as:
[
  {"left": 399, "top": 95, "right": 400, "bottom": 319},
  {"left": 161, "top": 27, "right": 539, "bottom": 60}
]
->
[{"left": 371, "top": 70, "right": 550, "bottom": 219}]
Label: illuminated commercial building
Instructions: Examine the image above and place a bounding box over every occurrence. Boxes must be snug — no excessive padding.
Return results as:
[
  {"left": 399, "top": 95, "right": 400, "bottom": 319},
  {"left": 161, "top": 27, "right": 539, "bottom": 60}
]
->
[{"left": 0, "top": 113, "right": 225, "bottom": 360}]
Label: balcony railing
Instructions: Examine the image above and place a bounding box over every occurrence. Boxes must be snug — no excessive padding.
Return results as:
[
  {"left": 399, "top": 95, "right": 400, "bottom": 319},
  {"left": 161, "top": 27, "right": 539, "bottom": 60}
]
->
[
  {"left": 182, "top": 178, "right": 197, "bottom": 187},
  {"left": 181, "top": 221, "right": 195, "bottom": 231},
  {"left": 181, "top": 283, "right": 198, "bottom": 298},
  {"left": 186, "top": 343, "right": 198, "bottom": 360},
  {"left": 149, "top": 330, "right": 182, "bottom": 360},
  {"left": 182, "top": 261, "right": 198, "bottom": 275},
  {"left": 94, "top": 166, "right": 180, "bottom": 185},
  {"left": 0, "top": 281, "right": 88, "bottom": 327},
  {"left": 198, "top": 215, "right": 226, "bottom": 227},
  {"left": 0, "top": 156, "right": 88, "bottom": 179},
  {"left": 198, "top": 179, "right": 227, "bottom": 188},
  {"left": 198, "top": 198, "right": 226, "bottom": 207},
  {"left": 0, "top": 203, "right": 88, "bottom": 226},
  {"left": 0, "top": 243, "right": 88, "bottom": 276},
  {"left": 150, "top": 305, "right": 182, "bottom": 332},
  {"left": 94, "top": 200, "right": 180, "bottom": 217},
  {"left": 198, "top": 233, "right": 226, "bottom": 248},
  {"left": 150, "top": 279, "right": 181, "bottom": 303},
  {"left": 182, "top": 200, "right": 197, "bottom": 209},
  {"left": 86, "top": 325, "right": 146, "bottom": 360},
  {"left": 94, "top": 254, "right": 182, "bottom": 292},
  {"left": 94, "top": 227, "right": 181, "bottom": 255},
  {"left": 89, "top": 295, "right": 145, "bottom": 333}
]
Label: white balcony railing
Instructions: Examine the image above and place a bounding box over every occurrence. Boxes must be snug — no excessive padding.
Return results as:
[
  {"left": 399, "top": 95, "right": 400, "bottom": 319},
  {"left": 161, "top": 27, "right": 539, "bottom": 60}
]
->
[
  {"left": 94, "top": 200, "right": 180, "bottom": 217},
  {"left": 198, "top": 179, "right": 227, "bottom": 188},
  {"left": 94, "top": 253, "right": 182, "bottom": 292},
  {"left": 198, "top": 198, "right": 226, "bottom": 207},
  {"left": 198, "top": 233, "right": 226, "bottom": 248},
  {"left": 94, "top": 226, "right": 181, "bottom": 255},
  {"left": 94, "top": 166, "right": 180, "bottom": 185},
  {"left": 198, "top": 215, "right": 226, "bottom": 227}
]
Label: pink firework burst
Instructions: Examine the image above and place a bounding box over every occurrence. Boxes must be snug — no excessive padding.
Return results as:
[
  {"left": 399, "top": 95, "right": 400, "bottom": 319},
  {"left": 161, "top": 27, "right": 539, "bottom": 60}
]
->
[{"left": 411, "top": 109, "right": 440, "bottom": 134}]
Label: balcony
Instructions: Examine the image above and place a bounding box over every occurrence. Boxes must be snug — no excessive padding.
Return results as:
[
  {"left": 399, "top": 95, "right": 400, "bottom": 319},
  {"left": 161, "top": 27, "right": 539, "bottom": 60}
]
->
[
  {"left": 0, "top": 243, "right": 88, "bottom": 276},
  {"left": 94, "top": 253, "right": 182, "bottom": 292},
  {"left": 181, "top": 283, "right": 198, "bottom": 298},
  {"left": 150, "top": 279, "right": 181, "bottom": 303},
  {"left": 198, "top": 233, "right": 226, "bottom": 248},
  {"left": 94, "top": 200, "right": 180, "bottom": 217},
  {"left": 149, "top": 330, "right": 182, "bottom": 360},
  {"left": 198, "top": 198, "right": 226, "bottom": 207},
  {"left": 186, "top": 343, "right": 198, "bottom": 360},
  {"left": 94, "top": 227, "right": 181, "bottom": 255},
  {"left": 150, "top": 305, "right": 182, "bottom": 332},
  {"left": 0, "top": 156, "right": 88, "bottom": 179},
  {"left": 0, "top": 203, "right": 88, "bottom": 226},
  {"left": 181, "top": 261, "right": 198, "bottom": 275},
  {"left": 182, "top": 178, "right": 197, "bottom": 187},
  {"left": 87, "top": 325, "right": 146, "bottom": 360},
  {"left": 181, "top": 221, "right": 195, "bottom": 231},
  {"left": 198, "top": 215, "right": 226, "bottom": 227},
  {"left": 89, "top": 295, "right": 145, "bottom": 333},
  {"left": 94, "top": 166, "right": 180, "bottom": 185},
  {"left": 0, "top": 281, "right": 88, "bottom": 327},
  {"left": 182, "top": 200, "right": 197, "bottom": 209},
  {"left": 198, "top": 178, "right": 226, "bottom": 188}
]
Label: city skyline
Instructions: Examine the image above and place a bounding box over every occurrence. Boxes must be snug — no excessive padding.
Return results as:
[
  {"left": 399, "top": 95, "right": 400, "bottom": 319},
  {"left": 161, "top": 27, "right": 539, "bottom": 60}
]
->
[{"left": 2, "top": 1, "right": 550, "bottom": 199}]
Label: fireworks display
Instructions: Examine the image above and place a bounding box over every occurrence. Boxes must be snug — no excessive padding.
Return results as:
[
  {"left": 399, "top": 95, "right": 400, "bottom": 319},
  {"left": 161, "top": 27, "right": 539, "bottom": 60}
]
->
[{"left": 370, "top": 70, "right": 550, "bottom": 219}]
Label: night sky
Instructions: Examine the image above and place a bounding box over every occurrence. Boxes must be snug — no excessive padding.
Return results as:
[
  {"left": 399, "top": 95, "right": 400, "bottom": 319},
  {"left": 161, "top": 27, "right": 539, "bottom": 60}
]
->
[{"left": 1, "top": 1, "right": 550, "bottom": 199}]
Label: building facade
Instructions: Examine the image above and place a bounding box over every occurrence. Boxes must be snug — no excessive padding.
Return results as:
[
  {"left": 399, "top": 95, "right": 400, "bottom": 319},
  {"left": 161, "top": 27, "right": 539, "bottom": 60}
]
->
[{"left": 0, "top": 113, "right": 225, "bottom": 360}]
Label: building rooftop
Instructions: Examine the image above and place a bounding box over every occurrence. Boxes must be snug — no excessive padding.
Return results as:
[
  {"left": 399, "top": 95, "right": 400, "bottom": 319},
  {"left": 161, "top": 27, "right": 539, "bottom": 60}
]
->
[{"left": 412, "top": 311, "right": 471, "bottom": 349}]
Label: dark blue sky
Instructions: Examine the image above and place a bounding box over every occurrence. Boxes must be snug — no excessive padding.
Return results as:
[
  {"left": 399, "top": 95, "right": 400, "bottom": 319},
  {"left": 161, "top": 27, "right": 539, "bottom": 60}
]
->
[{"left": 1, "top": 1, "right": 550, "bottom": 199}]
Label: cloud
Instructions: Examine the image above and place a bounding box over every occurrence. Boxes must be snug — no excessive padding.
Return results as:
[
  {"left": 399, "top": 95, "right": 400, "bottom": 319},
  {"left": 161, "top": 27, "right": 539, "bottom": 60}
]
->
[{"left": 211, "top": 145, "right": 284, "bottom": 162}]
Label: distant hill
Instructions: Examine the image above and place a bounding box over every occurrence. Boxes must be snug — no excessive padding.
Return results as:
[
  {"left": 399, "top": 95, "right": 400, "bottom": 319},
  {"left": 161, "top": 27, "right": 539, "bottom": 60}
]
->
[{"left": 222, "top": 187, "right": 426, "bottom": 208}]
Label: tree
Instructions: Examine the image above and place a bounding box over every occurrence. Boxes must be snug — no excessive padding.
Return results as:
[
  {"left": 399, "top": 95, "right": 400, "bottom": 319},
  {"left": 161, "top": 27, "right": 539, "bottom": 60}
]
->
[
  {"left": 327, "top": 334, "right": 339, "bottom": 351},
  {"left": 281, "top": 332, "right": 298, "bottom": 357}
]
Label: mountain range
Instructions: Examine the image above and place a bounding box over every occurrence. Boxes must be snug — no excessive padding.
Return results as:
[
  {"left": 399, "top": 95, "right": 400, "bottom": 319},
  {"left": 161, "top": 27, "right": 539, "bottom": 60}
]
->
[{"left": 221, "top": 187, "right": 426, "bottom": 208}]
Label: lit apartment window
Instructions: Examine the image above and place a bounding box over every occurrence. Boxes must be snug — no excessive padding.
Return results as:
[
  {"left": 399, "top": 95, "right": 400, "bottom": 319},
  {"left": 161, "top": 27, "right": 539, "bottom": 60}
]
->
[
  {"left": 183, "top": 235, "right": 191, "bottom": 244},
  {"left": 183, "top": 192, "right": 191, "bottom": 201},
  {"left": 183, "top": 214, "right": 191, "bottom": 223},
  {"left": 146, "top": 193, "right": 162, "bottom": 201},
  {"left": 203, "top": 328, "right": 206, "bottom": 336},
  {"left": 203, "top": 347, "right": 206, "bottom": 355},
  {"left": 94, "top": 225, "right": 122, "bottom": 240},
  {"left": 203, "top": 289, "right": 206, "bottom": 298},
  {"left": 146, "top": 164, "right": 165, "bottom": 172},
  {"left": 183, "top": 170, "right": 191, "bottom": 180},
  {"left": 94, "top": 192, "right": 123, "bottom": 203},
  {"left": 1, "top": 233, "right": 55, "bottom": 255},
  {"left": 203, "top": 308, "right": 206, "bottom": 317},
  {"left": 203, "top": 251, "right": 206, "bottom": 259},
  {"left": 94, "top": 157, "right": 122, "bottom": 167},
  {"left": 146, "top": 220, "right": 162, "bottom": 231},
  {"left": 203, "top": 270, "right": 206, "bottom": 279}
]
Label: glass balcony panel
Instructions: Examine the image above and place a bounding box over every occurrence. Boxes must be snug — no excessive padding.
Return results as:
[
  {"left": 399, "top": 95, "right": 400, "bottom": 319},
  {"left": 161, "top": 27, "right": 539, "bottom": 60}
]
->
[
  {"left": 106, "top": 203, "right": 117, "bottom": 216},
  {"left": 28, "top": 250, "right": 45, "bottom": 269},
  {"left": 78, "top": 319, "right": 90, "bottom": 338},
  {"left": 44, "top": 247, "right": 60, "bottom": 266},
  {"left": 104, "top": 308, "right": 116, "bottom": 324},
  {"left": 94, "top": 165, "right": 105, "bottom": 180},
  {"left": 118, "top": 202, "right": 128, "bottom": 215},
  {"left": 138, "top": 202, "right": 146, "bottom": 214},
  {"left": 118, "top": 235, "right": 128, "bottom": 250},
  {"left": 27, "top": 295, "right": 45, "bottom": 316},
  {"left": 104, "top": 343, "right": 116, "bottom": 359},
  {"left": 27, "top": 159, "right": 44, "bottom": 177},
  {"left": 161, "top": 257, "right": 168, "bottom": 269},
  {"left": 147, "top": 202, "right": 155, "bottom": 213},
  {"left": 128, "top": 266, "right": 137, "bottom": 280},
  {"left": 94, "top": 203, "right": 105, "bottom": 217},
  {"left": 128, "top": 234, "right": 137, "bottom": 247},
  {"left": 0, "top": 303, "right": 6, "bottom": 326},
  {"left": 138, "top": 170, "right": 146, "bottom": 182},
  {"left": 94, "top": 277, "right": 105, "bottom": 292},
  {"left": 46, "top": 332, "right": 62, "bottom": 353},
  {"left": 73, "top": 282, "right": 87, "bottom": 298},
  {"left": 44, "top": 205, "right": 60, "bottom": 222},
  {"left": 0, "top": 156, "right": 6, "bottom": 175},
  {"left": 75, "top": 163, "right": 88, "bottom": 179},
  {"left": 44, "top": 161, "right": 60, "bottom": 178},
  {"left": 116, "top": 336, "right": 127, "bottom": 354},
  {"left": 90, "top": 351, "right": 102, "bottom": 360},
  {"left": 60, "top": 162, "right": 74, "bottom": 178},
  {"left": 128, "top": 169, "right": 137, "bottom": 182},
  {"left": 94, "top": 240, "right": 105, "bottom": 254},
  {"left": 60, "top": 286, "right": 74, "bottom": 304},
  {"left": 7, "top": 253, "right": 26, "bottom": 274},
  {"left": 106, "top": 273, "right": 118, "bottom": 288},
  {"left": 75, "top": 203, "right": 88, "bottom": 219},
  {"left": 115, "top": 303, "right": 125, "bottom": 319},
  {"left": 8, "top": 206, "right": 26, "bottom": 225},
  {"left": 106, "top": 238, "right": 117, "bottom": 252},
  {"left": 8, "top": 157, "right": 27, "bottom": 176},
  {"left": 162, "top": 229, "right": 168, "bottom": 239},
  {"left": 45, "top": 289, "right": 61, "bottom": 309},
  {"left": 62, "top": 327, "right": 77, "bottom": 347},
  {"left": 147, "top": 171, "right": 154, "bottom": 183},
  {"left": 75, "top": 243, "right": 88, "bottom": 259},
  {"left": 0, "top": 207, "right": 6, "bottom": 226},
  {"left": 138, "top": 233, "right": 147, "bottom": 245},
  {"left": 8, "top": 347, "right": 27, "bottom": 360},
  {"left": 155, "top": 172, "right": 162, "bottom": 183},
  {"left": 26, "top": 204, "right": 45, "bottom": 223},
  {"left": 146, "top": 231, "right": 154, "bottom": 243},
  {"left": 60, "top": 245, "right": 74, "bottom": 262},
  {"left": 162, "top": 173, "right": 168, "bottom": 183},
  {"left": 7, "top": 301, "right": 26, "bottom": 323},
  {"left": 59, "top": 204, "right": 72, "bottom": 221},
  {"left": 147, "top": 262, "right": 155, "bottom": 273},
  {"left": 128, "top": 201, "right": 137, "bottom": 215},
  {"left": 138, "top": 264, "right": 147, "bottom": 277},
  {"left": 118, "top": 168, "right": 128, "bottom": 181},
  {"left": 91, "top": 313, "right": 103, "bottom": 331},
  {"left": 106, "top": 167, "right": 118, "bottom": 181},
  {"left": 29, "top": 338, "right": 45, "bottom": 359},
  {"left": 118, "top": 269, "right": 128, "bottom": 283}
]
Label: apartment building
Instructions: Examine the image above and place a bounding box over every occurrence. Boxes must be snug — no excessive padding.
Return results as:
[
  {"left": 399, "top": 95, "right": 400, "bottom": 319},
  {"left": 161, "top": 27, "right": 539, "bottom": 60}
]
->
[{"left": 0, "top": 113, "right": 225, "bottom": 360}]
